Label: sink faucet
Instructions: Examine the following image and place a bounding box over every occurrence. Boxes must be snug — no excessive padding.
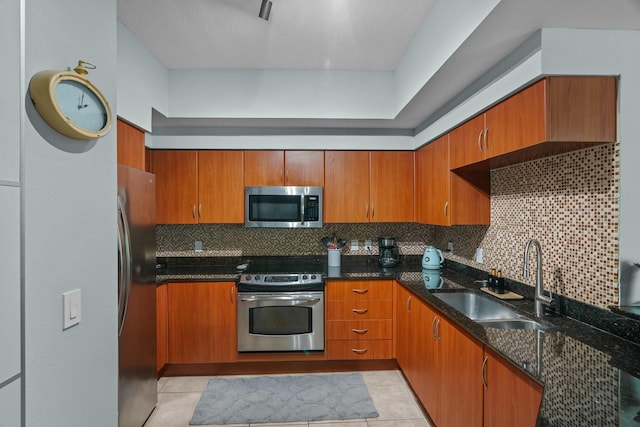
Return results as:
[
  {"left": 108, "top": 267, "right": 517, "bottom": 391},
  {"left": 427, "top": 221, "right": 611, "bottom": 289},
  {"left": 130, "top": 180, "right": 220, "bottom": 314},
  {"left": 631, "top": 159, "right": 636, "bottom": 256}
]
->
[{"left": 523, "top": 239, "right": 554, "bottom": 317}]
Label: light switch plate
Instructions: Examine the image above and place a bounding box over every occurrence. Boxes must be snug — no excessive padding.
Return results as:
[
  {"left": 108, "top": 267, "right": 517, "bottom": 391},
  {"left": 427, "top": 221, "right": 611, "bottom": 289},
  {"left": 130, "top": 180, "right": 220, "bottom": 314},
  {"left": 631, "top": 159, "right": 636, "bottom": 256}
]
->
[
  {"left": 350, "top": 240, "right": 359, "bottom": 251},
  {"left": 195, "top": 240, "right": 203, "bottom": 252},
  {"left": 63, "top": 289, "right": 82, "bottom": 330}
]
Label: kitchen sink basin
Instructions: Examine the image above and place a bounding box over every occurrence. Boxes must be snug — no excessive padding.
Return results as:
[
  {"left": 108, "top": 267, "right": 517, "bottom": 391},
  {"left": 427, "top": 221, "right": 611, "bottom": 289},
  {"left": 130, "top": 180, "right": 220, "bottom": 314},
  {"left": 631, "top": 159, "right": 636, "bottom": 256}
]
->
[
  {"left": 475, "top": 318, "right": 547, "bottom": 330},
  {"left": 434, "top": 291, "right": 548, "bottom": 330},
  {"left": 434, "top": 291, "right": 524, "bottom": 320}
]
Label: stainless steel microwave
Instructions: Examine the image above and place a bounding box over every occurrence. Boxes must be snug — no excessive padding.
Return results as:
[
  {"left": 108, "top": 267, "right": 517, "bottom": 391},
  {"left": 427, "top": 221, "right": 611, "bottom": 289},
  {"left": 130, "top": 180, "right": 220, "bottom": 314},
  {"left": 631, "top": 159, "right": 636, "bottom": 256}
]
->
[{"left": 245, "top": 186, "right": 323, "bottom": 228}]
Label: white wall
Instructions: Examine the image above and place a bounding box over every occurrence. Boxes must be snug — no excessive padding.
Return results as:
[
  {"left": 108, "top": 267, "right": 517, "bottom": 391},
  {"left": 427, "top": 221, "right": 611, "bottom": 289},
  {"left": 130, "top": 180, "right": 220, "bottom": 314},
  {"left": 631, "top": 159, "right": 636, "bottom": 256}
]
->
[
  {"left": 23, "top": 0, "right": 118, "bottom": 426},
  {"left": 117, "top": 20, "right": 169, "bottom": 132},
  {"left": 0, "top": 0, "right": 23, "bottom": 422},
  {"left": 537, "top": 28, "right": 640, "bottom": 305}
]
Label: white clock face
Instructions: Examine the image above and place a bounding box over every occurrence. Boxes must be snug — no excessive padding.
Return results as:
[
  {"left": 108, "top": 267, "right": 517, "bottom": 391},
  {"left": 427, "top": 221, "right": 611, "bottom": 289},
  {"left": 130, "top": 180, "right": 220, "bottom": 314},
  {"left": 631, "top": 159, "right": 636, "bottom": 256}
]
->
[{"left": 55, "top": 79, "right": 108, "bottom": 132}]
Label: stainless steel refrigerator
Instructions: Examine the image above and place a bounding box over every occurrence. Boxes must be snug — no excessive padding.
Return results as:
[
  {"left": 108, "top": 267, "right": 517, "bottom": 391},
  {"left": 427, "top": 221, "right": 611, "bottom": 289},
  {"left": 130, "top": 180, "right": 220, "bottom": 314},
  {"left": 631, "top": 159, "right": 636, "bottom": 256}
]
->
[{"left": 117, "top": 165, "right": 157, "bottom": 427}]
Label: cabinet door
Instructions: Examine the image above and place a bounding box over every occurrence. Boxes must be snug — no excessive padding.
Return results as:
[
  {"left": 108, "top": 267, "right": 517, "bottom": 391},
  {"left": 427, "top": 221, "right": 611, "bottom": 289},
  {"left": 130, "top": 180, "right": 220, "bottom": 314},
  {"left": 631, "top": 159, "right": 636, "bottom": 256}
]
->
[
  {"left": 484, "top": 350, "right": 542, "bottom": 427},
  {"left": 284, "top": 151, "right": 324, "bottom": 186},
  {"left": 449, "top": 114, "right": 486, "bottom": 169},
  {"left": 485, "top": 79, "right": 546, "bottom": 157},
  {"left": 244, "top": 150, "right": 284, "bottom": 186},
  {"left": 198, "top": 150, "right": 244, "bottom": 223},
  {"left": 450, "top": 171, "right": 491, "bottom": 225},
  {"left": 117, "top": 119, "right": 147, "bottom": 170},
  {"left": 415, "top": 136, "right": 450, "bottom": 225},
  {"left": 394, "top": 285, "right": 411, "bottom": 370},
  {"left": 437, "top": 317, "right": 483, "bottom": 427},
  {"left": 151, "top": 150, "right": 198, "bottom": 224},
  {"left": 370, "top": 151, "right": 414, "bottom": 222},
  {"left": 168, "top": 282, "right": 237, "bottom": 363},
  {"left": 156, "top": 284, "right": 168, "bottom": 373},
  {"left": 324, "top": 151, "right": 370, "bottom": 222},
  {"left": 0, "top": 187, "right": 20, "bottom": 383},
  {"left": 0, "top": 379, "right": 21, "bottom": 427},
  {"left": 414, "top": 303, "right": 438, "bottom": 421}
]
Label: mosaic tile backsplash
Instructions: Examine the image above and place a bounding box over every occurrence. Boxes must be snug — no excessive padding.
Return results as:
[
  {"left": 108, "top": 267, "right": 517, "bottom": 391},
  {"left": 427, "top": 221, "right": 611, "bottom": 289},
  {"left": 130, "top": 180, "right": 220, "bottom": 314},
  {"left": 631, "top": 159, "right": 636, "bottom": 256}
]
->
[
  {"left": 434, "top": 143, "right": 620, "bottom": 309},
  {"left": 157, "top": 143, "right": 620, "bottom": 308},
  {"left": 157, "top": 223, "right": 434, "bottom": 257}
]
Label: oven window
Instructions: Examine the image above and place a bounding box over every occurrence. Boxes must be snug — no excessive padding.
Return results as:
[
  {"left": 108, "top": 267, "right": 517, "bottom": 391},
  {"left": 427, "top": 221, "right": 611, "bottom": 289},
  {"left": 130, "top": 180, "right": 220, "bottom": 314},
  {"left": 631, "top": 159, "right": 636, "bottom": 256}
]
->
[
  {"left": 249, "top": 306, "right": 312, "bottom": 335},
  {"left": 248, "top": 195, "right": 301, "bottom": 222}
]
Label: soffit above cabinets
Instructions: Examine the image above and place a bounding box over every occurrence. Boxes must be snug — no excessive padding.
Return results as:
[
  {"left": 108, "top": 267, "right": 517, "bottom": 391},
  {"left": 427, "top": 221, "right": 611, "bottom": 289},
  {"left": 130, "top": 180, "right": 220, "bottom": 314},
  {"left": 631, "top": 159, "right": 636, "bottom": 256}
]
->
[{"left": 118, "top": 0, "right": 640, "bottom": 134}]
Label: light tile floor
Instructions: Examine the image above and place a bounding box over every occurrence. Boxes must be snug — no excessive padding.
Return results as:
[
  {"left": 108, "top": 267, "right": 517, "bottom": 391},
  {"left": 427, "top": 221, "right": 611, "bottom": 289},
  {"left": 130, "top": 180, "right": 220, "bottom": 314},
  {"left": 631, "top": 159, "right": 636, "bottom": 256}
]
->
[{"left": 144, "top": 370, "right": 433, "bottom": 427}]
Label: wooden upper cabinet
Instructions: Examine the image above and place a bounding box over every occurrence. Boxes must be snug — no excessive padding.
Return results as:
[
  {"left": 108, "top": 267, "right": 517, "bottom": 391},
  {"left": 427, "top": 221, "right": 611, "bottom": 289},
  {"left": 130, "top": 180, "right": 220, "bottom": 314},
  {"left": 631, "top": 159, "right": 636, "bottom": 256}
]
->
[
  {"left": 484, "top": 79, "right": 546, "bottom": 157},
  {"left": 117, "top": 119, "right": 147, "bottom": 170},
  {"left": 244, "top": 150, "right": 284, "bottom": 186},
  {"left": 370, "top": 151, "right": 414, "bottom": 222},
  {"left": 284, "top": 150, "right": 324, "bottom": 186},
  {"left": 449, "top": 114, "right": 486, "bottom": 170},
  {"left": 151, "top": 150, "right": 244, "bottom": 224},
  {"left": 450, "top": 76, "right": 616, "bottom": 171},
  {"left": 415, "top": 136, "right": 450, "bottom": 225},
  {"left": 244, "top": 150, "right": 324, "bottom": 186},
  {"left": 324, "top": 151, "right": 370, "bottom": 223},
  {"left": 198, "top": 150, "right": 244, "bottom": 223},
  {"left": 151, "top": 150, "right": 198, "bottom": 224}
]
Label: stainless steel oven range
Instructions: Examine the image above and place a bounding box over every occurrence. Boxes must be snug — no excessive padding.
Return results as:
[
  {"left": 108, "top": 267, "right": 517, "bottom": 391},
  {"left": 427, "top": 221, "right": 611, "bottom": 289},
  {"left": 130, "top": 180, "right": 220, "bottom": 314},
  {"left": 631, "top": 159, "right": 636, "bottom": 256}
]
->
[{"left": 237, "top": 272, "right": 324, "bottom": 352}]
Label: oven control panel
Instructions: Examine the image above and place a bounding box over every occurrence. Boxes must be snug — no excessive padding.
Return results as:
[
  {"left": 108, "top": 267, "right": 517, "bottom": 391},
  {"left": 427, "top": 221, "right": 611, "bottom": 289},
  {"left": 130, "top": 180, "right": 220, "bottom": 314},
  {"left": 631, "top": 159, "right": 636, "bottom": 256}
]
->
[{"left": 239, "top": 273, "right": 322, "bottom": 286}]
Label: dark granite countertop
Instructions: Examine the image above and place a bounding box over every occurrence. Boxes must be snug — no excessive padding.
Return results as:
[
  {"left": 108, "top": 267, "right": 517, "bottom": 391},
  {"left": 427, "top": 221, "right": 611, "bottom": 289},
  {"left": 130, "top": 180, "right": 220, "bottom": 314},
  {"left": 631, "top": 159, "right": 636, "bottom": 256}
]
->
[{"left": 156, "top": 255, "right": 640, "bottom": 426}]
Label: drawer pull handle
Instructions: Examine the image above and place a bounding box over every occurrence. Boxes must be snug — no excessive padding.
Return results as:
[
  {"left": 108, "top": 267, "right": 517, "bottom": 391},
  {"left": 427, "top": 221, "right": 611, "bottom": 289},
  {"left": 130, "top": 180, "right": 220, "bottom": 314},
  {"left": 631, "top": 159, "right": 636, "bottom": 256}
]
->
[
  {"left": 352, "top": 328, "right": 368, "bottom": 334},
  {"left": 352, "top": 289, "right": 368, "bottom": 294},
  {"left": 351, "top": 348, "right": 368, "bottom": 354},
  {"left": 352, "top": 308, "right": 368, "bottom": 314}
]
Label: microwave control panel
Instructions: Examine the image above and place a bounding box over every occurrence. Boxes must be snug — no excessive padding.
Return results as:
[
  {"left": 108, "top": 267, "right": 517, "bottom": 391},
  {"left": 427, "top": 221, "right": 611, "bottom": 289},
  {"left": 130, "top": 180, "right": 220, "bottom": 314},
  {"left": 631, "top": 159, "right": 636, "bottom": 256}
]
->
[{"left": 304, "top": 195, "right": 320, "bottom": 221}]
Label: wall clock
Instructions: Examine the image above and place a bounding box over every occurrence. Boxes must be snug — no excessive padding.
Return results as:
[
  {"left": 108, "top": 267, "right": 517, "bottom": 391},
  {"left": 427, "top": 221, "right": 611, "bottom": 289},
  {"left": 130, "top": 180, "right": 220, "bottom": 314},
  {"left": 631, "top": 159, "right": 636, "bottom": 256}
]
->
[{"left": 29, "top": 60, "right": 113, "bottom": 140}]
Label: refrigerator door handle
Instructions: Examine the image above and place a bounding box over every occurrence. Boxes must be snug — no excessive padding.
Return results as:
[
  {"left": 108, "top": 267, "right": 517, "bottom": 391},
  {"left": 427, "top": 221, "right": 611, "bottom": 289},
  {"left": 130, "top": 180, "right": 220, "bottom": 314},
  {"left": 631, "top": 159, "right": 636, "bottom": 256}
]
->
[{"left": 117, "top": 195, "right": 133, "bottom": 336}]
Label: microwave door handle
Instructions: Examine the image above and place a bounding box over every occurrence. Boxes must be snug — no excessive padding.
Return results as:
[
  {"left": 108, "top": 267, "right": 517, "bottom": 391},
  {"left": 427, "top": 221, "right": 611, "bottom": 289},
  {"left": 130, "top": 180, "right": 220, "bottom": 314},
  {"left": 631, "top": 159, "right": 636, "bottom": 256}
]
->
[{"left": 300, "top": 195, "right": 305, "bottom": 225}]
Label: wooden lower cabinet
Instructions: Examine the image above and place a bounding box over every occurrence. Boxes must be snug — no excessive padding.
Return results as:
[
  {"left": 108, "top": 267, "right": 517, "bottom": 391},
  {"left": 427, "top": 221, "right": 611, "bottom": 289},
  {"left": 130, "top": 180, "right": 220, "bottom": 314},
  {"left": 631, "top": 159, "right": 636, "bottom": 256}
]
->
[
  {"left": 436, "top": 315, "right": 483, "bottom": 427},
  {"left": 394, "top": 283, "right": 540, "bottom": 427},
  {"left": 167, "top": 281, "right": 237, "bottom": 364},
  {"left": 483, "top": 349, "right": 543, "bottom": 427},
  {"left": 156, "top": 283, "right": 168, "bottom": 373},
  {"left": 326, "top": 280, "right": 393, "bottom": 360}
]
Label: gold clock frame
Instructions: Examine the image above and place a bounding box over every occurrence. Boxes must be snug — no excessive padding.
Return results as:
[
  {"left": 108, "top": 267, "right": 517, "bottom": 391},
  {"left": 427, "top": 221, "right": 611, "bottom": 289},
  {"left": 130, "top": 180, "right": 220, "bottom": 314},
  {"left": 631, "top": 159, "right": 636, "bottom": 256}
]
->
[{"left": 29, "top": 67, "right": 113, "bottom": 140}]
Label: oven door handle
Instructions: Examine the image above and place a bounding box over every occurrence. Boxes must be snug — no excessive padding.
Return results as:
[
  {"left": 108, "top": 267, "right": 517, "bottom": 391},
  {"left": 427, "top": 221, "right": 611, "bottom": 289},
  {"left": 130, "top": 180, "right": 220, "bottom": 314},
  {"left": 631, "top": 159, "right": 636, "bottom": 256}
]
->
[{"left": 240, "top": 295, "right": 322, "bottom": 303}]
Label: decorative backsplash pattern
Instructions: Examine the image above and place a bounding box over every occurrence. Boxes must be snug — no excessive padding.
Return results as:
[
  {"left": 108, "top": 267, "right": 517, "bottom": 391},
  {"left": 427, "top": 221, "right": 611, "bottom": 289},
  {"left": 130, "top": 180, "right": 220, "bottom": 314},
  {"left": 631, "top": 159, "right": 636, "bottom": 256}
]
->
[
  {"left": 434, "top": 143, "right": 620, "bottom": 308},
  {"left": 157, "top": 143, "right": 620, "bottom": 308},
  {"left": 157, "top": 223, "right": 434, "bottom": 257}
]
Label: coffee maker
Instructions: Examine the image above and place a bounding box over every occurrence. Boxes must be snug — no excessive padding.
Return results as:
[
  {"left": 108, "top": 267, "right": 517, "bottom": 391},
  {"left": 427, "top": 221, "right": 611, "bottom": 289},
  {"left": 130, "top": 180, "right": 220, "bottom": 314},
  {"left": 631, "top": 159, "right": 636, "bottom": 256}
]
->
[{"left": 378, "top": 236, "right": 400, "bottom": 267}]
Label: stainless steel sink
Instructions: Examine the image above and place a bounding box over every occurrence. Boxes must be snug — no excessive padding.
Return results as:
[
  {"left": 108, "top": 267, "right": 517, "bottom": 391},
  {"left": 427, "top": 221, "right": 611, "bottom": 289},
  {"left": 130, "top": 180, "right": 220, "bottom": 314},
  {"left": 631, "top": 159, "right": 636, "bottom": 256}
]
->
[
  {"left": 475, "top": 318, "right": 547, "bottom": 330},
  {"left": 433, "top": 291, "right": 548, "bottom": 330}
]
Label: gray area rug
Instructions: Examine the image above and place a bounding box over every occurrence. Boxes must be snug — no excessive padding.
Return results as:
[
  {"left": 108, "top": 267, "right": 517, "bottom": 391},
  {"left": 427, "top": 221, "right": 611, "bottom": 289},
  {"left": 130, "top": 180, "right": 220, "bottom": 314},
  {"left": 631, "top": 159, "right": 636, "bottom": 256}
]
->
[{"left": 190, "top": 373, "right": 379, "bottom": 425}]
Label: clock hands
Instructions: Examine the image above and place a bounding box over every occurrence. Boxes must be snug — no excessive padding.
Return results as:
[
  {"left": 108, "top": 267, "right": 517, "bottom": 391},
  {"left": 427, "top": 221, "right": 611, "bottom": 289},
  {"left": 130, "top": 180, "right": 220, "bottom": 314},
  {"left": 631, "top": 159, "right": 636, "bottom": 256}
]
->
[{"left": 78, "top": 91, "right": 88, "bottom": 110}]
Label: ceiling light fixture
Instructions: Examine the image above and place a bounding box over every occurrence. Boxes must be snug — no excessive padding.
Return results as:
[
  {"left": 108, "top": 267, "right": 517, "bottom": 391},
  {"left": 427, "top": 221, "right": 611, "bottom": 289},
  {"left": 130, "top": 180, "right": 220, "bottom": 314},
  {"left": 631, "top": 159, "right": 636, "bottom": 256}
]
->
[{"left": 259, "top": 0, "right": 272, "bottom": 20}]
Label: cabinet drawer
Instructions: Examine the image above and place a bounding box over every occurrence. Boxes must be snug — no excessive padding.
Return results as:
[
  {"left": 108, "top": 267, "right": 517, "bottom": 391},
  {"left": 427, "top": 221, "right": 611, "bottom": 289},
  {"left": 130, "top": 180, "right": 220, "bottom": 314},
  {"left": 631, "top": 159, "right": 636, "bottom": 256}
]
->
[
  {"left": 326, "top": 339, "right": 393, "bottom": 360},
  {"left": 326, "top": 300, "right": 392, "bottom": 320},
  {"left": 326, "top": 280, "right": 393, "bottom": 300},
  {"left": 326, "top": 320, "right": 392, "bottom": 340}
]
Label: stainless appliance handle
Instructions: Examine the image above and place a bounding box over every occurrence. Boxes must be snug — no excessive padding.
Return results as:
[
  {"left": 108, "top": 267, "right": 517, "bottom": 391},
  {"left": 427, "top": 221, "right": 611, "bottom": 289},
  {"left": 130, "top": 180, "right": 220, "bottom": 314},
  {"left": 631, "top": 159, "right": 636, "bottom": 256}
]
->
[
  {"left": 300, "top": 195, "right": 305, "bottom": 224},
  {"left": 240, "top": 295, "right": 321, "bottom": 303},
  {"left": 117, "top": 196, "right": 133, "bottom": 336}
]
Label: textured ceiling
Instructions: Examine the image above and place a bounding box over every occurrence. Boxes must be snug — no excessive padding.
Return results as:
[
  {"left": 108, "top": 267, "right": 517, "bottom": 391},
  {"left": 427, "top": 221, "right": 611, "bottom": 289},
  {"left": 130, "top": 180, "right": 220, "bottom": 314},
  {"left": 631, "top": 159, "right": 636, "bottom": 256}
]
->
[
  {"left": 117, "top": 0, "right": 435, "bottom": 71},
  {"left": 117, "top": 0, "right": 640, "bottom": 132}
]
